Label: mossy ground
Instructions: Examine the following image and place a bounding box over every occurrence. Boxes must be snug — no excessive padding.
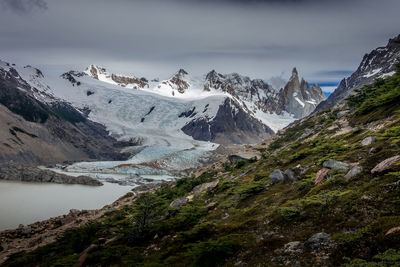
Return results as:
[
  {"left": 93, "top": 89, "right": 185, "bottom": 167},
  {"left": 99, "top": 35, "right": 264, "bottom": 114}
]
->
[{"left": 3, "top": 70, "right": 400, "bottom": 266}]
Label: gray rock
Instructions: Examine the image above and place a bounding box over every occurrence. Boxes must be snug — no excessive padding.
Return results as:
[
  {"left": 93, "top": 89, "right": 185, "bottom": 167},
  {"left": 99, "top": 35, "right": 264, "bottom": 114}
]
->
[
  {"left": 191, "top": 180, "right": 219, "bottom": 195},
  {"left": 19, "top": 225, "right": 33, "bottom": 236},
  {"left": 299, "top": 128, "right": 313, "bottom": 140},
  {"left": 307, "top": 232, "right": 331, "bottom": 249},
  {"left": 344, "top": 166, "right": 363, "bottom": 180},
  {"left": 361, "top": 136, "right": 376, "bottom": 146},
  {"left": 323, "top": 159, "right": 349, "bottom": 170},
  {"left": 69, "top": 209, "right": 80, "bottom": 215},
  {"left": 284, "top": 168, "right": 297, "bottom": 182},
  {"left": 269, "top": 169, "right": 285, "bottom": 184},
  {"left": 283, "top": 241, "right": 304, "bottom": 253},
  {"left": 169, "top": 197, "right": 188, "bottom": 208},
  {"left": 336, "top": 110, "right": 349, "bottom": 119}
]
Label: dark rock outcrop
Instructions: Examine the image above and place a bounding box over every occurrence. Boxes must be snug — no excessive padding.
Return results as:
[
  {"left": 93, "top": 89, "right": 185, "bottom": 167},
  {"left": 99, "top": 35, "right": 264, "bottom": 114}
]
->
[
  {"left": 0, "top": 164, "right": 102, "bottom": 186},
  {"left": 182, "top": 98, "right": 274, "bottom": 144}
]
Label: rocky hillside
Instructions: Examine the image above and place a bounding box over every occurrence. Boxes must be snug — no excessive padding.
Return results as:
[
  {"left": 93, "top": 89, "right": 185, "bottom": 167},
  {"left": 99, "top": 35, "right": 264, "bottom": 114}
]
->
[
  {"left": 0, "top": 60, "right": 130, "bottom": 165},
  {"left": 316, "top": 34, "right": 400, "bottom": 112},
  {"left": 3, "top": 65, "right": 399, "bottom": 266}
]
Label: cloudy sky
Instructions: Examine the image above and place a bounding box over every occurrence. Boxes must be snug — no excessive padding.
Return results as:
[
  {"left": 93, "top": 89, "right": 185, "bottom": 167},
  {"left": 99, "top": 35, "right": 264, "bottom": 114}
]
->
[{"left": 1, "top": 0, "right": 400, "bottom": 92}]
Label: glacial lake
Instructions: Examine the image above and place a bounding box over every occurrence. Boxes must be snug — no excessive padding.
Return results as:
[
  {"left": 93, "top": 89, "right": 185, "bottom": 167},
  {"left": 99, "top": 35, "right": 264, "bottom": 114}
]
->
[{"left": 0, "top": 180, "right": 133, "bottom": 231}]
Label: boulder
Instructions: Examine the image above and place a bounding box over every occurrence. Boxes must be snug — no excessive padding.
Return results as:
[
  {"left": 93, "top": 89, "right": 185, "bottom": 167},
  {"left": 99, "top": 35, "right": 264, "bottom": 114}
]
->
[
  {"left": 386, "top": 226, "right": 400, "bottom": 235},
  {"left": 299, "top": 128, "right": 313, "bottom": 140},
  {"left": 284, "top": 168, "right": 297, "bottom": 182},
  {"left": 191, "top": 180, "right": 219, "bottom": 195},
  {"left": 206, "top": 202, "right": 217, "bottom": 211},
  {"left": 344, "top": 166, "right": 363, "bottom": 180},
  {"left": 169, "top": 197, "right": 188, "bottom": 208},
  {"left": 323, "top": 159, "right": 349, "bottom": 170},
  {"left": 306, "top": 232, "right": 331, "bottom": 250},
  {"left": 283, "top": 241, "right": 304, "bottom": 254},
  {"left": 269, "top": 169, "right": 285, "bottom": 184},
  {"left": 336, "top": 110, "right": 349, "bottom": 119},
  {"left": 315, "top": 168, "right": 330, "bottom": 185},
  {"left": 361, "top": 136, "right": 376, "bottom": 146},
  {"left": 371, "top": 155, "right": 400, "bottom": 175},
  {"left": 69, "top": 209, "right": 80, "bottom": 215},
  {"left": 19, "top": 225, "right": 33, "bottom": 236}
]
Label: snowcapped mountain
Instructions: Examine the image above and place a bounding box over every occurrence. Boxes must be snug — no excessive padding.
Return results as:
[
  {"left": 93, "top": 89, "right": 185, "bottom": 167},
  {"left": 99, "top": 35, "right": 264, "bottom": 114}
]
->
[
  {"left": 0, "top": 60, "right": 129, "bottom": 165},
  {"left": 316, "top": 34, "right": 400, "bottom": 112},
  {"left": 85, "top": 65, "right": 325, "bottom": 130}
]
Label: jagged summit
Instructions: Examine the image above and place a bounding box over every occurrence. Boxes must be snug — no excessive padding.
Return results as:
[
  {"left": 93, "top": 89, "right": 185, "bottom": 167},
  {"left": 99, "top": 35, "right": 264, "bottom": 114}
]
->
[{"left": 290, "top": 67, "right": 299, "bottom": 79}]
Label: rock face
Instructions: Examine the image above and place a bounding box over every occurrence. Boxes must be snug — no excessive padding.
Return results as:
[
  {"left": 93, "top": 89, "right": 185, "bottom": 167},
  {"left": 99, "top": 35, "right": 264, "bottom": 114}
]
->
[
  {"left": 0, "top": 164, "right": 102, "bottom": 186},
  {"left": 323, "top": 159, "right": 349, "bottom": 170},
  {"left": 181, "top": 98, "right": 274, "bottom": 144},
  {"left": 278, "top": 68, "right": 326, "bottom": 118},
  {"left": 315, "top": 34, "right": 400, "bottom": 112},
  {"left": 371, "top": 155, "right": 400, "bottom": 175},
  {"left": 0, "top": 61, "right": 130, "bottom": 165}
]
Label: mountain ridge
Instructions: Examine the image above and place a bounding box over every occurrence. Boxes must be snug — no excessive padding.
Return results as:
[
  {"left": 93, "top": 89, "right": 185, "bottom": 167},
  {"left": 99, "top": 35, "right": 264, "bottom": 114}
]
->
[{"left": 315, "top": 34, "right": 400, "bottom": 112}]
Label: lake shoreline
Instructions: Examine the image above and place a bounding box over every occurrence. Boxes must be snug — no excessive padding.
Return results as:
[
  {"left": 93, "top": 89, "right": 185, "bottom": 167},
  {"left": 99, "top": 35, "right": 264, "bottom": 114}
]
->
[{"left": 0, "top": 181, "right": 167, "bottom": 264}]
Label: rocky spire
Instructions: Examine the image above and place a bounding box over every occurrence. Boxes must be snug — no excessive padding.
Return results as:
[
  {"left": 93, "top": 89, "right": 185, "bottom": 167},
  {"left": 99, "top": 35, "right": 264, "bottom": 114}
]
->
[{"left": 290, "top": 67, "right": 299, "bottom": 80}]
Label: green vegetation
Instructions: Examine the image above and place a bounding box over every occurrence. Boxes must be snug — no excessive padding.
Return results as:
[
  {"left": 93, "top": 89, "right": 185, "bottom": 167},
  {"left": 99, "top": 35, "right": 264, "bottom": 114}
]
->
[
  {"left": 3, "top": 67, "right": 400, "bottom": 266},
  {"left": 347, "top": 63, "right": 400, "bottom": 119}
]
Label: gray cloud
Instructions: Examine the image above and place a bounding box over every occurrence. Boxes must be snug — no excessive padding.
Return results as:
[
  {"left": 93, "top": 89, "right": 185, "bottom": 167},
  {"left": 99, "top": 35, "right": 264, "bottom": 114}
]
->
[
  {"left": 0, "top": 0, "right": 399, "bottom": 86},
  {"left": 0, "top": 0, "right": 47, "bottom": 13}
]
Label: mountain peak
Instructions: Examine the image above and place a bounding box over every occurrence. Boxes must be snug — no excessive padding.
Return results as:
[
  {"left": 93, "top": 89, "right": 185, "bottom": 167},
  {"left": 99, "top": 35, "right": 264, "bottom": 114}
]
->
[
  {"left": 289, "top": 67, "right": 299, "bottom": 82},
  {"left": 292, "top": 67, "right": 298, "bottom": 76},
  {"left": 175, "top": 69, "right": 188, "bottom": 78},
  {"left": 85, "top": 65, "right": 107, "bottom": 79}
]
